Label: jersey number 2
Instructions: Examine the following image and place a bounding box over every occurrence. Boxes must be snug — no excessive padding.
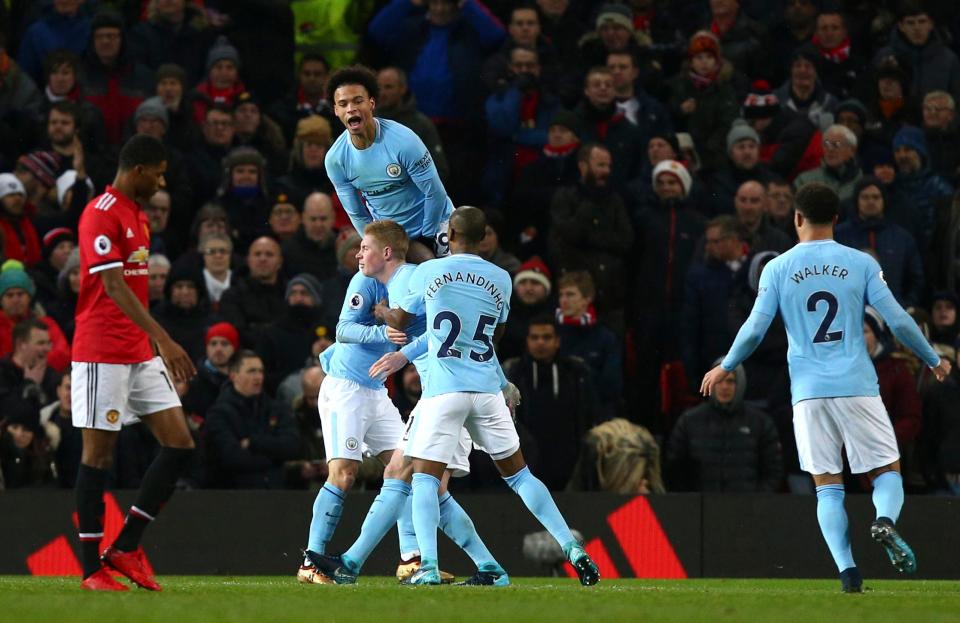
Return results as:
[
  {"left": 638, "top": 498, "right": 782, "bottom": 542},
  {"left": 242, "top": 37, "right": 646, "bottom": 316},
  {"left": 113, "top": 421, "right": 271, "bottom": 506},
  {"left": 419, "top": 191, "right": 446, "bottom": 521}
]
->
[
  {"left": 806, "top": 291, "right": 844, "bottom": 343},
  {"left": 435, "top": 311, "right": 497, "bottom": 362}
]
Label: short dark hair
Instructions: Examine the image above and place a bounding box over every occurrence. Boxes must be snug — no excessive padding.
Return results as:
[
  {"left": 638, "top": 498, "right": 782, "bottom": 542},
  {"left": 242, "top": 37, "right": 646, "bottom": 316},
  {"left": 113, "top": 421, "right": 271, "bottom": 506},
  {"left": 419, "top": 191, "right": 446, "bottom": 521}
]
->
[
  {"left": 327, "top": 64, "right": 379, "bottom": 104},
  {"left": 13, "top": 318, "right": 48, "bottom": 348},
  {"left": 557, "top": 270, "right": 595, "bottom": 299},
  {"left": 449, "top": 206, "right": 487, "bottom": 245},
  {"left": 49, "top": 100, "right": 81, "bottom": 126},
  {"left": 706, "top": 215, "right": 742, "bottom": 240},
  {"left": 299, "top": 51, "right": 329, "bottom": 70},
  {"left": 577, "top": 142, "right": 609, "bottom": 164},
  {"left": 766, "top": 174, "right": 790, "bottom": 189},
  {"left": 43, "top": 49, "right": 80, "bottom": 80},
  {"left": 228, "top": 349, "right": 261, "bottom": 374},
  {"left": 606, "top": 50, "right": 638, "bottom": 68},
  {"left": 118, "top": 134, "right": 167, "bottom": 171},
  {"left": 795, "top": 182, "right": 839, "bottom": 225},
  {"left": 897, "top": 0, "right": 928, "bottom": 20},
  {"left": 527, "top": 313, "right": 559, "bottom": 333}
]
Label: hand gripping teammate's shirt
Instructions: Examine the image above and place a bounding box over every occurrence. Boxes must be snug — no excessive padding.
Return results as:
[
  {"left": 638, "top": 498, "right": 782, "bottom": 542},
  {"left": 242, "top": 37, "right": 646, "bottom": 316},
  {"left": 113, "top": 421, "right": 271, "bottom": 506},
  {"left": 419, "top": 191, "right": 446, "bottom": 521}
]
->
[
  {"left": 325, "top": 117, "right": 454, "bottom": 239},
  {"left": 721, "top": 239, "right": 940, "bottom": 404},
  {"left": 400, "top": 254, "right": 512, "bottom": 399},
  {"left": 319, "top": 271, "right": 395, "bottom": 389},
  {"left": 73, "top": 186, "right": 154, "bottom": 364}
]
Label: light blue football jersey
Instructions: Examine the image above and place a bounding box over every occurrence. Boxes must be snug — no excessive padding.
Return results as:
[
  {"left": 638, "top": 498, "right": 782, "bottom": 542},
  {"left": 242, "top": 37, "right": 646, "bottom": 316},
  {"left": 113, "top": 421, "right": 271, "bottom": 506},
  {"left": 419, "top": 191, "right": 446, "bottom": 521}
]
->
[
  {"left": 726, "top": 239, "right": 922, "bottom": 402},
  {"left": 325, "top": 118, "right": 454, "bottom": 239},
  {"left": 400, "top": 254, "right": 512, "bottom": 398},
  {"left": 319, "top": 271, "right": 393, "bottom": 390}
]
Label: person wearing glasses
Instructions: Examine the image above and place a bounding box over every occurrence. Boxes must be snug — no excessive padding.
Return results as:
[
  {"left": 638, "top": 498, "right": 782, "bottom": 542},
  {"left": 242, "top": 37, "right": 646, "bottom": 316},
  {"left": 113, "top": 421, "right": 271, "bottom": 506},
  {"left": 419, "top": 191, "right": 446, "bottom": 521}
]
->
[{"left": 794, "top": 124, "right": 862, "bottom": 206}]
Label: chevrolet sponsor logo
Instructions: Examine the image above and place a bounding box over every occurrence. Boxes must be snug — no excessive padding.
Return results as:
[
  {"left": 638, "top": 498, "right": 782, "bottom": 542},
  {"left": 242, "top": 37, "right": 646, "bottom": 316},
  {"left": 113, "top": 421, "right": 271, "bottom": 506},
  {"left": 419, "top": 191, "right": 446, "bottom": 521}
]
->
[{"left": 127, "top": 246, "right": 150, "bottom": 264}]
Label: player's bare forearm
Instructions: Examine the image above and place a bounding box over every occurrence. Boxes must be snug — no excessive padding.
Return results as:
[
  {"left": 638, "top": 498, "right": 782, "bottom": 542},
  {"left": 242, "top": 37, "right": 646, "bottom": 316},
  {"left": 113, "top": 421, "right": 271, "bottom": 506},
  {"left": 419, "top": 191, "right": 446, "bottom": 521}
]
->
[
  {"left": 383, "top": 307, "right": 414, "bottom": 330},
  {"left": 100, "top": 267, "right": 170, "bottom": 344}
]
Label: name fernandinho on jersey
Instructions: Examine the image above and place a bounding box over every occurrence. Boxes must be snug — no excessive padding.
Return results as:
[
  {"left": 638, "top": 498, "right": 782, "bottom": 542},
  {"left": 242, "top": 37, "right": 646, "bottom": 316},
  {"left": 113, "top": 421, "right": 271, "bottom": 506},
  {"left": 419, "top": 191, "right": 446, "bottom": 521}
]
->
[
  {"left": 425, "top": 271, "right": 506, "bottom": 311},
  {"left": 790, "top": 264, "right": 850, "bottom": 284}
]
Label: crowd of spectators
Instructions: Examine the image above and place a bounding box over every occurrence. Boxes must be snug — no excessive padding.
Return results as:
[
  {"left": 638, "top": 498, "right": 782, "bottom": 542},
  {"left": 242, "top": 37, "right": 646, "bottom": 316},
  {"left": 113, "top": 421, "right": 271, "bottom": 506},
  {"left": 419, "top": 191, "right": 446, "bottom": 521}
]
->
[{"left": 1, "top": 0, "right": 959, "bottom": 497}]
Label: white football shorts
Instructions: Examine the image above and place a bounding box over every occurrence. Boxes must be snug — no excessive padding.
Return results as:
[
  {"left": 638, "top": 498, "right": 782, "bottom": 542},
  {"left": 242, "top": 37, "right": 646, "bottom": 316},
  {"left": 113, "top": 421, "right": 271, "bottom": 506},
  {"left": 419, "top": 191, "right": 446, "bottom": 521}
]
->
[
  {"left": 71, "top": 356, "right": 182, "bottom": 431},
  {"left": 319, "top": 375, "right": 404, "bottom": 461},
  {"left": 405, "top": 391, "right": 520, "bottom": 465},
  {"left": 793, "top": 395, "right": 900, "bottom": 475},
  {"left": 395, "top": 399, "right": 472, "bottom": 477}
]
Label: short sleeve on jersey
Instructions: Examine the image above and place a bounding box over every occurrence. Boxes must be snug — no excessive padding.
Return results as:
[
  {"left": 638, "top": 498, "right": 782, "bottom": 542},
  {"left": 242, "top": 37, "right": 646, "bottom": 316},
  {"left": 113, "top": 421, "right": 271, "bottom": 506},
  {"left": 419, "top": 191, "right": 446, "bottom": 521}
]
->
[{"left": 82, "top": 208, "right": 123, "bottom": 273}]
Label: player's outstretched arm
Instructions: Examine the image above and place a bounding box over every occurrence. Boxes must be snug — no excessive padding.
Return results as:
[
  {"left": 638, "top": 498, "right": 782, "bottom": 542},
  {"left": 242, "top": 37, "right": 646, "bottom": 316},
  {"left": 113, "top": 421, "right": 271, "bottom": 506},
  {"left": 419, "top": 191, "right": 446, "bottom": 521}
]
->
[
  {"left": 871, "top": 294, "right": 951, "bottom": 381},
  {"left": 100, "top": 267, "right": 196, "bottom": 382},
  {"left": 702, "top": 308, "right": 775, "bottom": 396},
  {"left": 381, "top": 306, "right": 415, "bottom": 330}
]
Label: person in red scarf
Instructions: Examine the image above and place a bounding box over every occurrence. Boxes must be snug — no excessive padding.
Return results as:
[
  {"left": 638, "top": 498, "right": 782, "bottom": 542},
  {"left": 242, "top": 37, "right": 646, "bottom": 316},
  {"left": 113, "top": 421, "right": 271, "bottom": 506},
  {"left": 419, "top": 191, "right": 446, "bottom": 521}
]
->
[
  {"left": 191, "top": 36, "right": 246, "bottom": 125},
  {"left": 485, "top": 45, "right": 560, "bottom": 205},
  {"left": 268, "top": 52, "right": 340, "bottom": 145},
  {"left": 703, "top": 0, "right": 766, "bottom": 79},
  {"left": 0, "top": 175, "right": 41, "bottom": 267},
  {"left": 811, "top": 5, "right": 862, "bottom": 100},
  {"left": 667, "top": 30, "right": 740, "bottom": 172},
  {"left": 572, "top": 66, "right": 645, "bottom": 192},
  {"left": 555, "top": 270, "right": 622, "bottom": 420}
]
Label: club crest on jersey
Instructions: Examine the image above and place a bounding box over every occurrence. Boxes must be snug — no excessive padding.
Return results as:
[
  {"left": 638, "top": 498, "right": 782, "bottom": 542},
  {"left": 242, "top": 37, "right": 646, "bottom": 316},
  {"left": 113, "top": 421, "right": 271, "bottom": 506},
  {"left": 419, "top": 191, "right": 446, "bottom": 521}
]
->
[
  {"left": 385, "top": 163, "right": 402, "bottom": 178},
  {"left": 126, "top": 227, "right": 134, "bottom": 239},
  {"left": 93, "top": 235, "right": 112, "bottom": 256},
  {"left": 127, "top": 246, "right": 150, "bottom": 264},
  {"left": 345, "top": 437, "right": 359, "bottom": 451},
  {"left": 349, "top": 293, "right": 364, "bottom": 310},
  {"left": 106, "top": 409, "right": 120, "bottom": 424}
]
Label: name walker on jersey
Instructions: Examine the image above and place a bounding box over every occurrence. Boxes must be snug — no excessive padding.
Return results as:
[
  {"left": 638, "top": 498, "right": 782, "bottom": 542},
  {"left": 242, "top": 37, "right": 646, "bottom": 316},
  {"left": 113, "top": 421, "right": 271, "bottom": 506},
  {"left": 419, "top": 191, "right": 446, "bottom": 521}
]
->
[
  {"left": 425, "top": 271, "right": 506, "bottom": 311},
  {"left": 790, "top": 263, "right": 850, "bottom": 284}
]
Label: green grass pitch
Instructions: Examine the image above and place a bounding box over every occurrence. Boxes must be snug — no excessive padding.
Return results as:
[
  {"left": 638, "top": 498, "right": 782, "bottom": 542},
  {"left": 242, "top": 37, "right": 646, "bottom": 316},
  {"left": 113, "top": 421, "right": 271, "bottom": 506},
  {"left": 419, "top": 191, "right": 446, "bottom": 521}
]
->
[{"left": 1, "top": 576, "right": 958, "bottom": 623}]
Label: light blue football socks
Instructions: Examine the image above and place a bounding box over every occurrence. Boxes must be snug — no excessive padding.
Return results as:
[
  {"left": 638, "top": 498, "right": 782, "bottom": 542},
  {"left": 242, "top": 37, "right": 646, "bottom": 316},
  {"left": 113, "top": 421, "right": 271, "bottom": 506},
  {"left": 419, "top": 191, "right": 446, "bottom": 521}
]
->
[
  {"left": 872, "top": 471, "right": 904, "bottom": 523},
  {"left": 307, "top": 483, "right": 345, "bottom": 555},
  {"left": 816, "top": 484, "right": 856, "bottom": 572},
  {"left": 503, "top": 466, "right": 576, "bottom": 549},
  {"left": 341, "top": 479, "right": 411, "bottom": 573},
  {"left": 411, "top": 472, "right": 442, "bottom": 570},
  {"left": 439, "top": 491, "right": 503, "bottom": 572}
]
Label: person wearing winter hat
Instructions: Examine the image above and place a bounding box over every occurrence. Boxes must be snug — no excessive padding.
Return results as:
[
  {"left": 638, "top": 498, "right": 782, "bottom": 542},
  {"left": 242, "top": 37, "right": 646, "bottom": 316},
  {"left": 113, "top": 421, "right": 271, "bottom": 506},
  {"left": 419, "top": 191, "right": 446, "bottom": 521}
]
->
[
  {"left": 276, "top": 115, "right": 335, "bottom": 213},
  {"left": 46, "top": 247, "right": 81, "bottom": 342},
  {"left": 82, "top": 9, "right": 156, "bottom": 147},
  {"left": 930, "top": 291, "right": 960, "bottom": 349},
  {"left": 667, "top": 29, "right": 739, "bottom": 171},
  {"left": 192, "top": 35, "right": 246, "bottom": 125},
  {"left": 0, "top": 267, "right": 71, "bottom": 372},
  {"left": 30, "top": 227, "right": 76, "bottom": 307},
  {"left": 0, "top": 173, "right": 41, "bottom": 267},
  {"left": 153, "top": 264, "right": 210, "bottom": 364},
  {"left": 15, "top": 151, "right": 61, "bottom": 197},
  {"left": 134, "top": 96, "right": 169, "bottom": 138},
  {"left": 652, "top": 159, "right": 692, "bottom": 200},
  {"left": 218, "top": 146, "right": 270, "bottom": 248},
  {"left": 258, "top": 272, "right": 325, "bottom": 394},
  {"left": 774, "top": 42, "right": 838, "bottom": 131},
  {"left": 500, "top": 256, "right": 555, "bottom": 361},
  {"left": 154, "top": 63, "right": 200, "bottom": 154},
  {"left": 890, "top": 125, "right": 954, "bottom": 249},
  {"left": 181, "top": 321, "right": 240, "bottom": 425}
]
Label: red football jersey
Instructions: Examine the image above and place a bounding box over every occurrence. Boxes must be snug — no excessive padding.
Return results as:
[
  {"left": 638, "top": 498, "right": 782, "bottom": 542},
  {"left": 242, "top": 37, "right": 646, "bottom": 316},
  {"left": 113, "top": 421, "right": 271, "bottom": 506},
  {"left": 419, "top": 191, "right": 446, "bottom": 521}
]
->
[{"left": 73, "top": 186, "right": 155, "bottom": 364}]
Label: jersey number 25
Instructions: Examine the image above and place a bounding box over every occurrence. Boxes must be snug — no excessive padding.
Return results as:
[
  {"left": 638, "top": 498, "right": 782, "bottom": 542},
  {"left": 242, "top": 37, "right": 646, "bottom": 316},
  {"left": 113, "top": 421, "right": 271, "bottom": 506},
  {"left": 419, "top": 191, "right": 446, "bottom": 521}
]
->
[{"left": 434, "top": 311, "right": 497, "bottom": 362}]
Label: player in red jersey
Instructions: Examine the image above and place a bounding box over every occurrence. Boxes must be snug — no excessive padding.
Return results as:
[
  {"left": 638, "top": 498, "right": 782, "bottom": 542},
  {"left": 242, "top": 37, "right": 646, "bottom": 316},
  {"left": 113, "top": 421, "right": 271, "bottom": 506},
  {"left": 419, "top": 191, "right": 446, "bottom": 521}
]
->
[{"left": 72, "top": 135, "right": 197, "bottom": 592}]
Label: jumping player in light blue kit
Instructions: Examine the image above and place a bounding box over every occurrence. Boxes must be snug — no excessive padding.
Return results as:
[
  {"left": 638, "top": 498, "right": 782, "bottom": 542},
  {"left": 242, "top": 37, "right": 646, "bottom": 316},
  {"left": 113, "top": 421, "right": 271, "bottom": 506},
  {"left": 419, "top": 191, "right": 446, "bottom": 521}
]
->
[
  {"left": 325, "top": 64, "right": 453, "bottom": 260},
  {"left": 310, "top": 221, "right": 510, "bottom": 586},
  {"left": 701, "top": 183, "right": 952, "bottom": 593},
  {"left": 382, "top": 206, "right": 600, "bottom": 587}
]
